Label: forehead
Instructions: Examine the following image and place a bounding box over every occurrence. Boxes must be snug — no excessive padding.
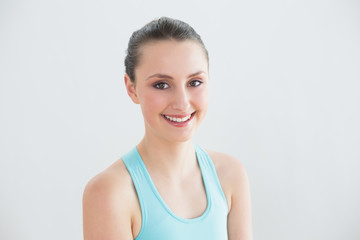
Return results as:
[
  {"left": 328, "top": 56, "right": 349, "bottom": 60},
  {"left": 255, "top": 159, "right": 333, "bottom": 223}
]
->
[{"left": 135, "top": 40, "right": 208, "bottom": 78}]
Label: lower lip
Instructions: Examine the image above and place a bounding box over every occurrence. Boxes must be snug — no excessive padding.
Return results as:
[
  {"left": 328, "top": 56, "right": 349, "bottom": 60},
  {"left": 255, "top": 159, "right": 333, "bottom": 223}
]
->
[{"left": 162, "top": 112, "right": 195, "bottom": 127}]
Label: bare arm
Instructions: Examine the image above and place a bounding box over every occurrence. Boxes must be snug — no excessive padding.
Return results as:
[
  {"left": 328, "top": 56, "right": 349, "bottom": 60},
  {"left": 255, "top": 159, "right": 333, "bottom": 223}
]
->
[
  {"left": 227, "top": 159, "right": 253, "bottom": 240},
  {"left": 83, "top": 168, "right": 134, "bottom": 240}
]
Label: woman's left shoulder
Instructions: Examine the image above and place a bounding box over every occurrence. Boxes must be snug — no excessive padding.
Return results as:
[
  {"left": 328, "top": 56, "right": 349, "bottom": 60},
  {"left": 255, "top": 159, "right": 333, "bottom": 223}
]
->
[
  {"left": 204, "top": 149, "right": 250, "bottom": 211},
  {"left": 205, "top": 149, "right": 253, "bottom": 238},
  {"left": 205, "top": 149, "right": 249, "bottom": 180}
]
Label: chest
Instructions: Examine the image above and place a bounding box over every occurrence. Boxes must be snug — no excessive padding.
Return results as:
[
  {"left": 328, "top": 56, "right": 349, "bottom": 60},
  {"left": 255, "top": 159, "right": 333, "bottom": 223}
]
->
[{"left": 130, "top": 165, "right": 231, "bottom": 239}]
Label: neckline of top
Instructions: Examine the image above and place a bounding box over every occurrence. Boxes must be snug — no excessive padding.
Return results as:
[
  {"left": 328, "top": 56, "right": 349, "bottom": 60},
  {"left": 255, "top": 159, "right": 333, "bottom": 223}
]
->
[{"left": 133, "top": 145, "right": 212, "bottom": 223}]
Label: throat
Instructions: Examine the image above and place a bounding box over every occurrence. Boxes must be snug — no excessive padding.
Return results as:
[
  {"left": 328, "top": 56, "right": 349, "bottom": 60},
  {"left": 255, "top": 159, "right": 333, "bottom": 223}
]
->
[{"left": 137, "top": 139, "right": 198, "bottom": 179}]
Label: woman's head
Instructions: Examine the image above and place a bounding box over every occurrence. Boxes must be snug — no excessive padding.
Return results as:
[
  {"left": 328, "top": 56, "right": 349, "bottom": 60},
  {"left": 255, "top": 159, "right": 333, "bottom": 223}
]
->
[
  {"left": 124, "top": 17, "right": 209, "bottom": 83},
  {"left": 124, "top": 17, "right": 209, "bottom": 143}
]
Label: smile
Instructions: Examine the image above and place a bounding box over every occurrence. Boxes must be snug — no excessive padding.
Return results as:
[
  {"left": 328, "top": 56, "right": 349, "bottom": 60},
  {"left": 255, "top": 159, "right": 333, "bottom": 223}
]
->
[
  {"left": 164, "top": 114, "right": 191, "bottom": 122},
  {"left": 162, "top": 112, "right": 196, "bottom": 124}
]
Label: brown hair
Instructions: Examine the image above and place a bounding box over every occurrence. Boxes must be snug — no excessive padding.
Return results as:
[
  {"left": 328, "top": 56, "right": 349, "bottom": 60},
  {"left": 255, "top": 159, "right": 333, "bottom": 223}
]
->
[{"left": 124, "top": 17, "right": 209, "bottom": 82}]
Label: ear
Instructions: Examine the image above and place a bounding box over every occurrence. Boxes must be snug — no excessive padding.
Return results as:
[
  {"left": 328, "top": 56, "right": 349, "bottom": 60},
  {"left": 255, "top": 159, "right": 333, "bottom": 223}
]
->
[{"left": 124, "top": 74, "right": 140, "bottom": 104}]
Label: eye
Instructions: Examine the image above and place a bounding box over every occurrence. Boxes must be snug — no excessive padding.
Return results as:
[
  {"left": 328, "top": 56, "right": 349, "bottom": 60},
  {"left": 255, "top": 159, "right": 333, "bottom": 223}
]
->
[
  {"left": 153, "top": 82, "right": 169, "bottom": 89},
  {"left": 189, "top": 80, "right": 202, "bottom": 87}
]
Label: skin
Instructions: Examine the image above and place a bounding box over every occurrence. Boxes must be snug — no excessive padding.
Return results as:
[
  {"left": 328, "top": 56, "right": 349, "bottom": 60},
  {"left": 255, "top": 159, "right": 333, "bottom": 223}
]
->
[{"left": 82, "top": 40, "right": 253, "bottom": 240}]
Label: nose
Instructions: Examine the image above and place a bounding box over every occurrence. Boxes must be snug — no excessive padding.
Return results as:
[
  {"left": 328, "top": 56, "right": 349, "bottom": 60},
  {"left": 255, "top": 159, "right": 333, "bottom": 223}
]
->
[{"left": 171, "top": 86, "right": 191, "bottom": 111}]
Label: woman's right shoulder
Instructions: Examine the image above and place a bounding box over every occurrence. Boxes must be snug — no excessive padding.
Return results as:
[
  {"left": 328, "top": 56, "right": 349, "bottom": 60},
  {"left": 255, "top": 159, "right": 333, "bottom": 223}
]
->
[
  {"left": 82, "top": 158, "right": 137, "bottom": 239},
  {"left": 84, "top": 158, "right": 134, "bottom": 196}
]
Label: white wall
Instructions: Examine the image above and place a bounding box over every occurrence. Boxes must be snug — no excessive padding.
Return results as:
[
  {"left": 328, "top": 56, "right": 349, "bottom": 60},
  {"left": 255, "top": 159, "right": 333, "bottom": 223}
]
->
[{"left": 0, "top": 0, "right": 359, "bottom": 239}]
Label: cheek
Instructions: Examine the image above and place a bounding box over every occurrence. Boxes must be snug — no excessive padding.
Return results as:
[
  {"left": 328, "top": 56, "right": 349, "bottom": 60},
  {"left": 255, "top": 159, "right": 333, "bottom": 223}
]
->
[
  {"left": 193, "top": 88, "right": 209, "bottom": 110},
  {"left": 139, "top": 90, "right": 167, "bottom": 117}
]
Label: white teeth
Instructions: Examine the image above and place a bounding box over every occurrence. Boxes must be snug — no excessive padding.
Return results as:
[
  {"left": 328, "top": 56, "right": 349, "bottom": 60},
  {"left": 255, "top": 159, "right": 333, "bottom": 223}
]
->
[{"left": 164, "top": 114, "right": 192, "bottom": 123}]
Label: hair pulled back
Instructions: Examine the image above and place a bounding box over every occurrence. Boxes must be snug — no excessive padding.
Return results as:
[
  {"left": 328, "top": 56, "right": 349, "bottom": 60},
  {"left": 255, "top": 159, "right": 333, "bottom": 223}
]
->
[{"left": 124, "top": 17, "right": 209, "bottom": 83}]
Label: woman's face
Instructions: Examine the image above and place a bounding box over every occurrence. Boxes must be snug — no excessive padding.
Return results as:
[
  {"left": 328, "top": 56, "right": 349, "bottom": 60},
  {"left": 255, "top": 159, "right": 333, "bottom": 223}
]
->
[{"left": 125, "top": 40, "right": 209, "bottom": 143}]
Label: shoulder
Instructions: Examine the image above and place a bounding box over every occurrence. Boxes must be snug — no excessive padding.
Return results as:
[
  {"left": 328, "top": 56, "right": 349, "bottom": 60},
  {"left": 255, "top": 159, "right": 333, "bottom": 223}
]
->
[
  {"left": 82, "top": 159, "right": 137, "bottom": 239},
  {"left": 205, "top": 149, "right": 249, "bottom": 187},
  {"left": 83, "top": 159, "right": 134, "bottom": 204},
  {"left": 206, "top": 149, "right": 253, "bottom": 239},
  {"left": 205, "top": 149, "right": 248, "bottom": 177},
  {"left": 205, "top": 149, "right": 253, "bottom": 239},
  {"left": 205, "top": 149, "right": 250, "bottom": 210}
]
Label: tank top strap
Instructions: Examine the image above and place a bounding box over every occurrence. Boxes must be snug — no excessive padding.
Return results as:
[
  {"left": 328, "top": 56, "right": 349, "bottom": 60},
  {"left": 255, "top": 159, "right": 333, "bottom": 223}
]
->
[
  {"left": 194, "top": 145, "right": 229, "bottom": 210},
  {"left": 121, "top": 146, "right": 154, "bottom": 237}
]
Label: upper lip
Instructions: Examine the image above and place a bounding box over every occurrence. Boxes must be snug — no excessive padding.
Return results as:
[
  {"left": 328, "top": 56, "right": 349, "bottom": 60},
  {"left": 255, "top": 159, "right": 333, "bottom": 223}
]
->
[{"left": 162, "top": 112, "right": 195, "bottom": 118}]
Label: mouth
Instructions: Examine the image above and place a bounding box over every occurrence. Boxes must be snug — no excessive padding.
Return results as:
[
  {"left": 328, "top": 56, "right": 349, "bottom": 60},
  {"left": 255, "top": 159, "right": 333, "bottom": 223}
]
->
[{"left": 161, "top": 112, "right": 196, "bottom": 125}]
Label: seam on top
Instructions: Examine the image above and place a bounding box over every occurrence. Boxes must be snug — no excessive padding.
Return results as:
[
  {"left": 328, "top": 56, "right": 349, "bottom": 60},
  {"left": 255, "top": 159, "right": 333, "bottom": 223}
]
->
[
  {"left": 122, "top": 152, "right": 147, "bottom": 240},
  {"left": 132, "top": 173, "right": 146, "bottom": 240},
  {"left": 197, "top": 146, "right": 229, "bottom": 213}
]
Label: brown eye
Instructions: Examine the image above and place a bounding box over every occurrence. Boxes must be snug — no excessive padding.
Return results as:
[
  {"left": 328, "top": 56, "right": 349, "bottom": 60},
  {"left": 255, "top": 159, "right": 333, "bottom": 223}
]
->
[
  {"left": 189, "top": 80, "right": 202, "bottom": 87},
  {"left": 154, "top": 82, "right": 169, "bottom": 89}
]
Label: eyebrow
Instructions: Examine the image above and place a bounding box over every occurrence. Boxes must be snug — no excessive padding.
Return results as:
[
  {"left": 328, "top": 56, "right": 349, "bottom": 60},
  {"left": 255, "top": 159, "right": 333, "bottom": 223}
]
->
[{"left": 146, "top": 71, "right": 206, "bottom": 81}]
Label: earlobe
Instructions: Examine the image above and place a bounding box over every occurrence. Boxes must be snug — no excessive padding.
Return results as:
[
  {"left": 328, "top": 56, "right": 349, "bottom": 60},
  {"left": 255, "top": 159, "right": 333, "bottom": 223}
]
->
[{"left": 124, "top": 74, "right": 140, "bottom": 104}]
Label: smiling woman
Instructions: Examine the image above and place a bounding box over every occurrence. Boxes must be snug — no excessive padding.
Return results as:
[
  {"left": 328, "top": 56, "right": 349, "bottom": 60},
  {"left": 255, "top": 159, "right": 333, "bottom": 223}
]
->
[
  {"left": 82, "top": 17, "right": 253, "bottom": 240},
  {"left": 128, "top": 40, "right": 209, "bottom": 143}
]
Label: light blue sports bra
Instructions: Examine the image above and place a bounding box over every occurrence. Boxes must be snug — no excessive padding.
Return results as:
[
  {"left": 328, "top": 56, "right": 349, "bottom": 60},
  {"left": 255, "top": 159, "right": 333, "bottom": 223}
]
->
[{"left": 122, "top": 145, "right": 229, "bottom": 240}]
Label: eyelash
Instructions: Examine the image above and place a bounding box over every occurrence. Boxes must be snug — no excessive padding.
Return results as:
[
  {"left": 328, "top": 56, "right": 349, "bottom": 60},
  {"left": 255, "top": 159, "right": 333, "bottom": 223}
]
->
[{"left": 153, "top": 80, "right": 203, "bottom": 90}]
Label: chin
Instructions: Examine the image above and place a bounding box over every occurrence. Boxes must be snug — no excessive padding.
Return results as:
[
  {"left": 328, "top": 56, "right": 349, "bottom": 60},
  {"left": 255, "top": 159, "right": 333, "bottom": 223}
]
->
[{"left": 163, "top": 129, "right": 197, "bottom": 143}]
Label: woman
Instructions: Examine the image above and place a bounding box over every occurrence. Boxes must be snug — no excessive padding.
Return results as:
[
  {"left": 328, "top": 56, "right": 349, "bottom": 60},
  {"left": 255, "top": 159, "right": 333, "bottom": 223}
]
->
[{"left": 83, "top": 17, "right": 252, "bottom": 240}]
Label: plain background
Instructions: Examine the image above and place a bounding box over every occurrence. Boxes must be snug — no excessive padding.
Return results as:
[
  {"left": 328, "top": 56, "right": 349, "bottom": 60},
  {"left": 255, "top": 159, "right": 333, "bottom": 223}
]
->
[{"left": 1, "top": 0, "right": 359, "bottom": 239}]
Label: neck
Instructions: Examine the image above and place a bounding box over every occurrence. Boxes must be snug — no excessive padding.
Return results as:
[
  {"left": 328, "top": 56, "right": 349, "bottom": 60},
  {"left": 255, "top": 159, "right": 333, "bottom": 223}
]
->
[{"left": 137, "top": 135, "right": 197, "bottom": 180}]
